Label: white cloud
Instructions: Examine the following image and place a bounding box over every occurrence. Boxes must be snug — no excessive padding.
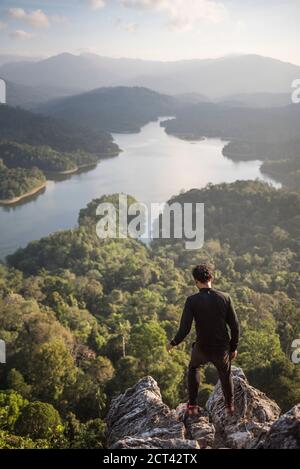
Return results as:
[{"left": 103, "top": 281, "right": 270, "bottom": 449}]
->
[
  {"left": 9, "top": 29, "right": 34, "bottom": 41},
  {"left": 8, "top": 8, "right": 50, "bottom": 29},
  {"left": 0, "top": 22, "right": 7, "bottom": 31},
  {"left": 86, "top": 0, "right": 106, "bottom": 10},
  {"left": 121, "top": 0, "right": 227, "bottom": 31},
  {"left": 115, "top": 17, "right": 138, "bottom": 33}
]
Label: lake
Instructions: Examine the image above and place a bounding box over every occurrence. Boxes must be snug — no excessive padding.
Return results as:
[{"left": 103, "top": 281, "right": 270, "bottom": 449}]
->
[{"left": 0, "top": 119, "right": 279, "bottom": 259}]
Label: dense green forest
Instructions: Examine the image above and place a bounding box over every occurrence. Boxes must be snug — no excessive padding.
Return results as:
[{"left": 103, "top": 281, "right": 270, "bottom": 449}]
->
[
  {"left": 0, "top": 105, "right": 119, "bottom": 157},
  {"left": 0, "top": 160, "right": 46, "bottom": 201},
  {"left": 0, "top": 141, "right": 99, "bottom": 174},
  {"left": 0, "top": 181, "right": 299, "bottom": 448}
]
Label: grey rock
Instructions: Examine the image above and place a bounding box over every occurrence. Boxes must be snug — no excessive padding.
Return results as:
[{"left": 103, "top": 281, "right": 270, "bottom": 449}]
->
[
  {"left": 225, "top": 431, "right": 252, "bottom": 449},
  {"left": 106, "top": 372, "right": 300, "bottom": 450},
  {"left": 206, "top": 367, "right": 281, "bottom": 448},
  {"left": 106, "top": 376, "right": 186, "bottom": 448},
  {"left": 111, "top": 437, "right": 200, "bottom": 449},
  {"left": 263, "top": 404, "right": 300, "bottom": 449}
]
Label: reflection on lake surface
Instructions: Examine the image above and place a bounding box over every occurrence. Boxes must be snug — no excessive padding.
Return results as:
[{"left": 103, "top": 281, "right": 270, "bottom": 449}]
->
[{"left": 0, "top": 119, "right": 279, "bottom": 259}]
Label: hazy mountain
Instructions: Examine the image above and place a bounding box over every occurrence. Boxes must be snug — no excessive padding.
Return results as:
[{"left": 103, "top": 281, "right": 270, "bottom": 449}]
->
[
  {"left": 0, "top": 53, "right": 299, "bottom": 99},
  {"left": 5, "top": 80, "right": 82, "bottom": 110},
  {"left": 0, "top": 55, "right": 40, "bottom": 67},
  {"left": 175, "top": 93, "right": 211, "bottom": 104},
  {"left": 38, "top": 86, "right": 178, "bottom": 133},
  {"left": 218, "top": 92, "right": 292, "bottom": 108},
  {"left": 0, "top": 53, "right": 122, "bottom": 92}
]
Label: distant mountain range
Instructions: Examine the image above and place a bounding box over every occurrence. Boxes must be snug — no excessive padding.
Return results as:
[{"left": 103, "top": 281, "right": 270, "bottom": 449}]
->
[
  {"left": 0, "top": 54, "right": 41, "bottom": 67},
  {"left": 5, "top": 80, "right": 82, "bottom": 109},
  {"left": 0, "top": 53, "right": 299, "bottom": 104}
]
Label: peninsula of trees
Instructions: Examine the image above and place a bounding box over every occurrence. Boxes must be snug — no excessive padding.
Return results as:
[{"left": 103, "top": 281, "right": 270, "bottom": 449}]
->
[{"left": 0, "top": 104, "right": 120, "bottom": 204}]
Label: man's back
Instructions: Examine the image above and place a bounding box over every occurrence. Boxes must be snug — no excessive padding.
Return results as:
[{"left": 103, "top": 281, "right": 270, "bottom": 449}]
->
[{"left": 172, "top": 287, "right": 239, "bottom": 352}]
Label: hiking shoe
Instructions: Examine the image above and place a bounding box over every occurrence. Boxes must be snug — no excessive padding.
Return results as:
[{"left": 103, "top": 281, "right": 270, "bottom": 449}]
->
[
  {"left": 225, "top": 404, "right": 235, "bottom": 417},
  {"left": 186, "top": 404, "right": 201, "bottom": 417}
]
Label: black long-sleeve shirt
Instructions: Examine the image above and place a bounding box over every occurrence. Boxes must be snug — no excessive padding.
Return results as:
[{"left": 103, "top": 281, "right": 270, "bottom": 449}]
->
[{"left": 171, "top": 288, "right": 239, "bottom": 352}]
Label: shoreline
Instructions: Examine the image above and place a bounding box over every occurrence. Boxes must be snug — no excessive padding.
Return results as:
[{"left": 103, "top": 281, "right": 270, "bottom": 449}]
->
[
  {"left": 46, "top": 157, "right": 118, "bottom": 176},
  {"left": 0, "top": 159, "right": 110, "bottom": 206},
  {"left": 0, "top": 158, "right": 113, "bottom": 206},
  {"left": 166, "top": 132, "right": 205, "bottom": 142},
  {"left": 0, "top": 182, "right": 47, "bottom": 206}
]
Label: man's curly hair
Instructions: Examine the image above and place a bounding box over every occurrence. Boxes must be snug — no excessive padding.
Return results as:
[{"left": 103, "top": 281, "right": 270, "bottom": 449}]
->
[{"left": 192, "top": 264, "right": 213, "bottom": 283}]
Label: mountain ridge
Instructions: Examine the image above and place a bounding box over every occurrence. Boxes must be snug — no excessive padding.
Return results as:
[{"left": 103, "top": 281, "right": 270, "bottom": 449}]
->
[{"left": 1, "top": 53, "right": 298, "bottom": 98}]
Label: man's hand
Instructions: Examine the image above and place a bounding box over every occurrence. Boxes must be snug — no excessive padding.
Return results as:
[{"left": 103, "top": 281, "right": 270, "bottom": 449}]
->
[
  {"left": 167, "top": 343, "right": 174, "bottom": 353},
  {"left": 231, "top": 350, "right": 238, "bottom": 361}
]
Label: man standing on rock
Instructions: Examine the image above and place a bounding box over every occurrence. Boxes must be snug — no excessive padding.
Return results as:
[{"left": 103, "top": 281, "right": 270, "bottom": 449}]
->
[{"left": 167, "top": 264, "right": 239, "bottom": 416}]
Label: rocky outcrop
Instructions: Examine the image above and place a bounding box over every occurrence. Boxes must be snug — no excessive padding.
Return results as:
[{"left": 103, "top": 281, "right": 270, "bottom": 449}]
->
[
  {"left": 106, "top": 376, "right": 199, "bottom": 449},
  {"left": 206, "top": 367, "right": 281, "bottom": 448},
  {"left": 106, "top": 371, "right": 299, "bottom": 449},
  {"left": 262, "top": 404, "right": 300, "bottom": 449}
]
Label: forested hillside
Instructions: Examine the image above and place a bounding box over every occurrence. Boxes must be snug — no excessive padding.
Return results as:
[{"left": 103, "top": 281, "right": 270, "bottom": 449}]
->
[
  {"left": 0, "top": 160, "right": 46, "bottom": 202},
  {"left": 38, "top": 87, "right": 177, "bottom": 133},
  {"left": 0, "top": 141, "right": 99, "bottom": 174},
  {"left": 0, "top": 181, "right": 299, "bottom": 448},
  {"left": 0, "top": 105, "right": 119, "bottom": 156},
  {"left": 0, "top": 105, "right": 119, "bottom": 203}
]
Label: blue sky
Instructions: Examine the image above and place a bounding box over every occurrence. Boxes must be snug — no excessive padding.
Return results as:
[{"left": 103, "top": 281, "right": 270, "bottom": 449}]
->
[{"left": 0, "top": 0, "right": 299, "bottom": 64}]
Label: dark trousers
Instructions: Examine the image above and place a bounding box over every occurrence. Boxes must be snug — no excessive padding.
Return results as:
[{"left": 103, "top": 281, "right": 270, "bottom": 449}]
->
[{"left": 188, "top": 342, "right": 233, "bottom": 406}]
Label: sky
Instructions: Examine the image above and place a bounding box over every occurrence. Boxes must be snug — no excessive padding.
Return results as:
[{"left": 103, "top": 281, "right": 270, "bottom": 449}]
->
[{"left": 0, "top": 0, "right": 299, "bottom": 64}]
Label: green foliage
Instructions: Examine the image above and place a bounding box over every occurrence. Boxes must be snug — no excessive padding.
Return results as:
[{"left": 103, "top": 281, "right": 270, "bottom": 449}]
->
[
  {"left": 0, "top": 430, "right": 49, "bottom": 449},
  {"left": 0, "top": 390, "right": 28, "bottom": 431},
  {"left": 6, "top": 369, "right": 32, "bottom": 400},
  {"left": 0, "top": 141, "right": 99, "bottom": 173},
  {"left": 0, "top": 163, "right": 45, "bottom": 200},
  {"left": 248, "top": 357, "right": 300, "bottom": 412},
  {"left": 27, "top": 338, "right": 77, "bottom": 402},
  {"left": 65, "top": 413, "right": 106, "bottom": 449},
  {"left": 237, "top": 322, "right": 283, "bottom": 370},
  {"left": 129, "top": 319, "right": 167, "bottom": 369},
  {"left": 197, "top": 384, "right": 214, "bottom": 408},
  {"left": 15, "top": 401, "right": 63, "bottom": 440}
]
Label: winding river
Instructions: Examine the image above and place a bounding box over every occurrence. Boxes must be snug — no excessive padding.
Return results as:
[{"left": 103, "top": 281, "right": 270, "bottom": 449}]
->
[{"left": 0, "top": 119, "right": 279, "bottom": 259}]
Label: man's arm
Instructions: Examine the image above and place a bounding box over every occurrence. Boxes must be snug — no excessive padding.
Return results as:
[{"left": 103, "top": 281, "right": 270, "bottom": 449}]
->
[
  {"left": 226, "top": 295, "right": 239, "bottom": 352},
  {"left": 170, "top": 297, "right": 193, "bottom": 347}
]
